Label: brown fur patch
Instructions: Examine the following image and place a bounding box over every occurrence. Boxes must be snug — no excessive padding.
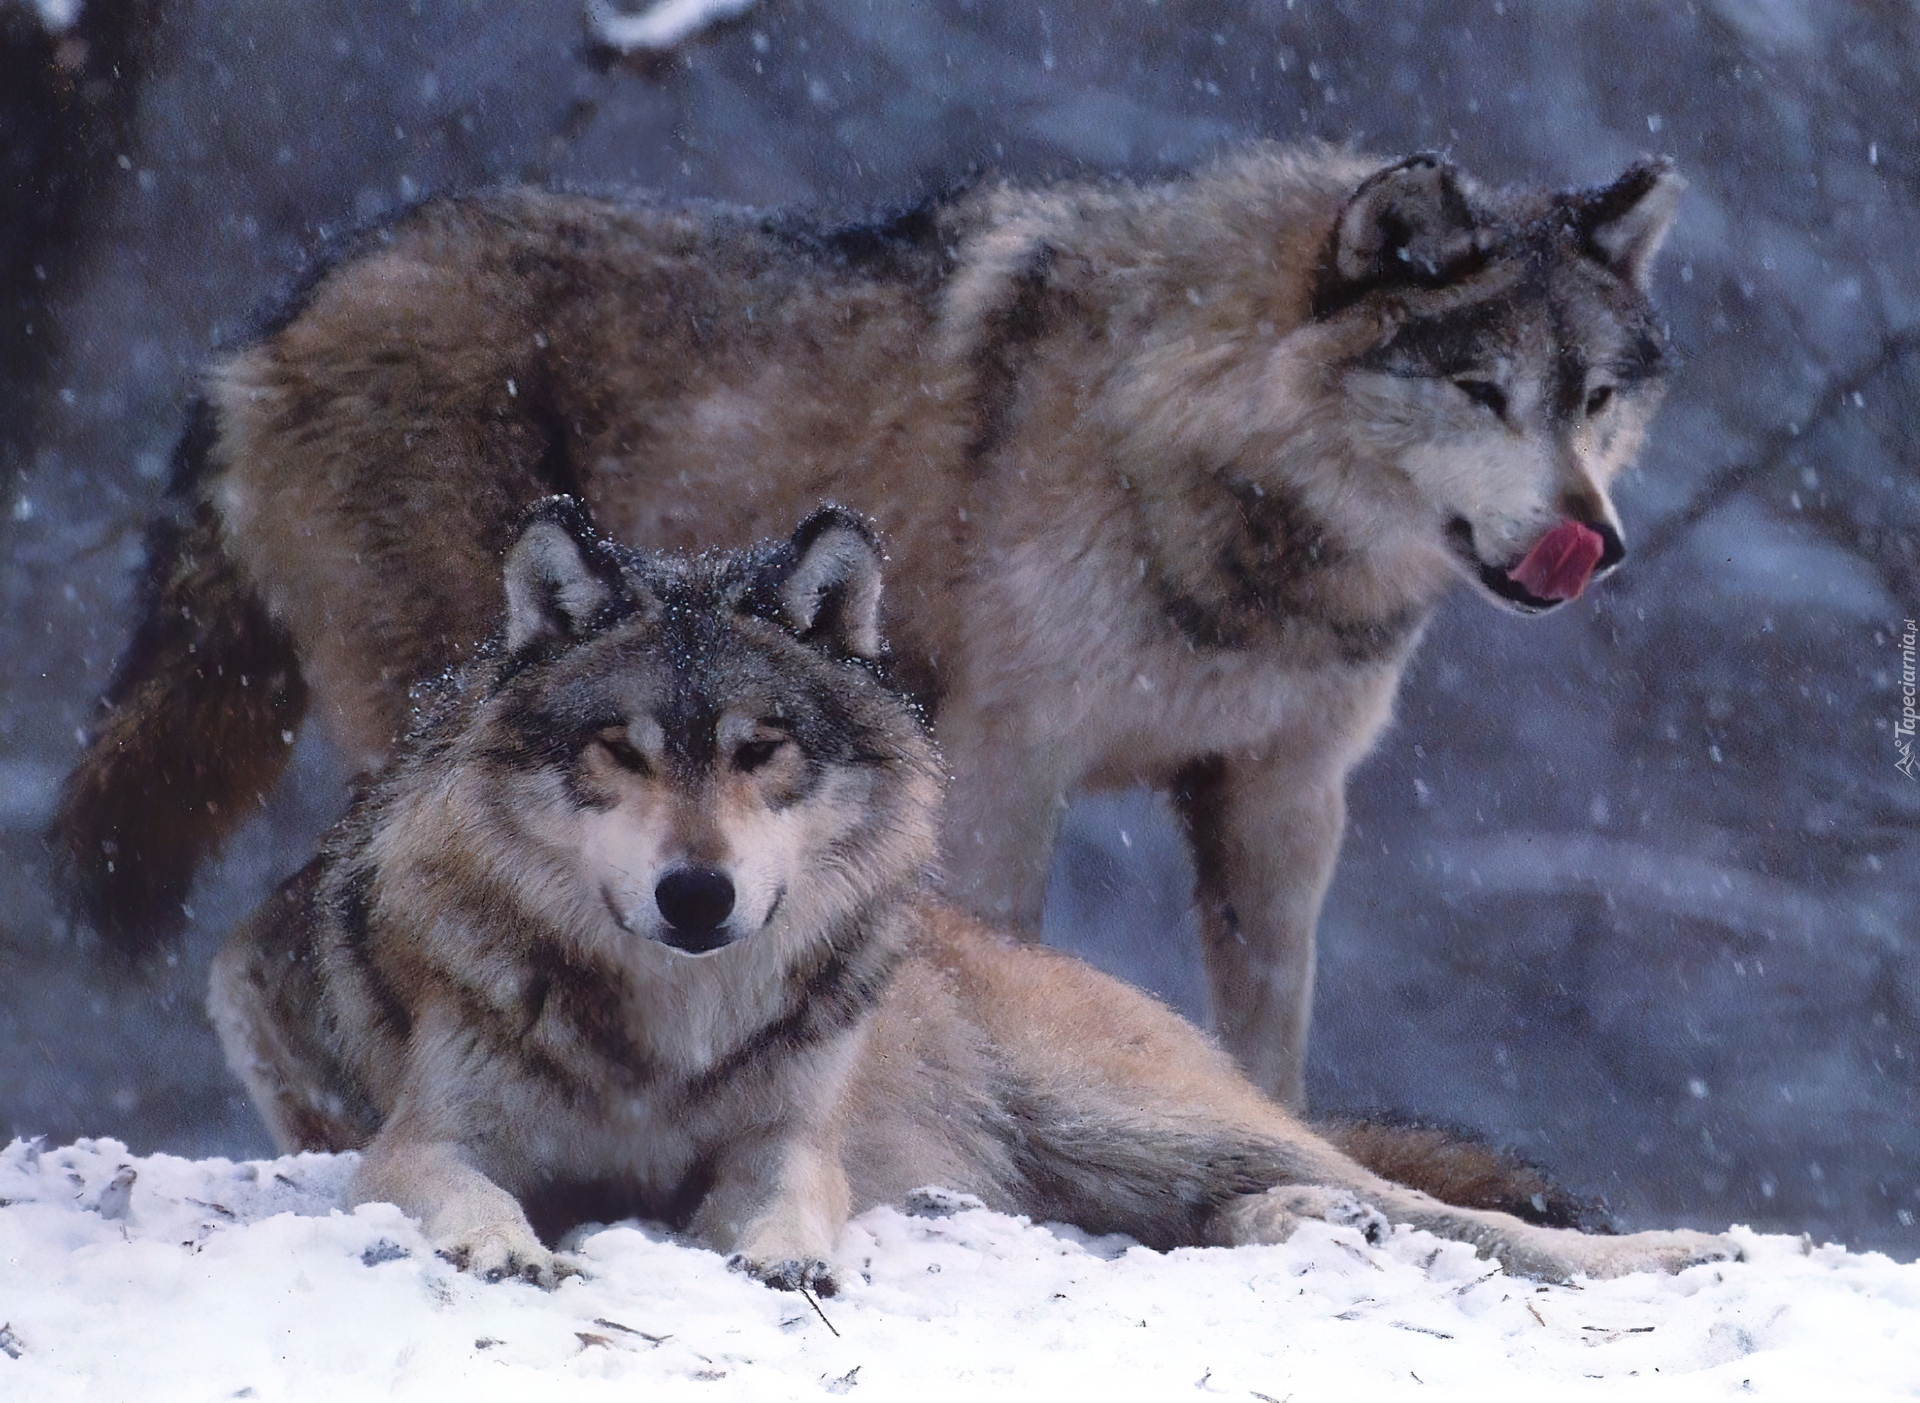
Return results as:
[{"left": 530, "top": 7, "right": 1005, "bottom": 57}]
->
[{"left": 1324, "top": 1119, "right": 1610, "bottom": 1232}]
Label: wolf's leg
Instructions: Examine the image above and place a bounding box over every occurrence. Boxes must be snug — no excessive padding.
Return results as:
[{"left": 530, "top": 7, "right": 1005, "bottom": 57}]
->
[
  {"left": 1174, "top": 752, "right": 1346, "bottom": 1110},
  {"left": 936, "top": 702, "right": 1077, "bottom": 938},
  {"left": 354, "top": 1131, "right": 560, "bottom": 1287},
  {"left": 1204, "top": 1131, "right": 1738, "bottom": 1282},
  {"left": 693, "top": 1131, "right": 852, "bottom": 1295},
  {"left": 1214, "top": 1177, "right": 1737, "bottom": 1281},
  {"left": 349, "top": 1005, "right": 563, "bottom": 1287},
  {"left": 207, "top": 929, "right": 358, "bottom": 1155},
  {"left": 207, "top": 865, "right": 378, "bottom": 1154}
]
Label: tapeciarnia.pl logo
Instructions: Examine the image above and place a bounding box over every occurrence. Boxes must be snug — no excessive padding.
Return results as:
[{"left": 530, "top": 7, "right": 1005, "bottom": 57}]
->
[{"left": 1898, "top": 618, "right": 1918, "bottom": 780}]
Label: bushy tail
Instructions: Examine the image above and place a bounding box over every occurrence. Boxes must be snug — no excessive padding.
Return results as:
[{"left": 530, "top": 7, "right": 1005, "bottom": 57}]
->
[
  {"left": 1323, "top": 1118, "right": 1611, "bottom": 1232},
  {"left": 53, "top": 402, "right": 307, "bottom": 957}
]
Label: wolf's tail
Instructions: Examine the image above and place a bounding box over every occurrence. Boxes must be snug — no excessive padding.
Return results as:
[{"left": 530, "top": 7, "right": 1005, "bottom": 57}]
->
[
  {"left": 1324, "top": 1118, "right": 1611, "bottom": 1232},
  {"left": 53, "top": 401, "right": 307, "bottom": 957}
]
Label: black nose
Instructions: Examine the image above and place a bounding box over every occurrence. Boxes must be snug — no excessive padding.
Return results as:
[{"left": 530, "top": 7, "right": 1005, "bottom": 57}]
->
[
  {"left": 1591, "top": 520, "right": 1627, "bottom": 575},
  {"left": 654, "top": 867, "right": 736, "bottom": 951}
]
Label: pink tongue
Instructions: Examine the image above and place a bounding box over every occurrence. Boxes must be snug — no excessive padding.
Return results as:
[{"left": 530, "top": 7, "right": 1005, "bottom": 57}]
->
[{"left": 1509, "top": 521, "right": 1606, "bottom": 601}]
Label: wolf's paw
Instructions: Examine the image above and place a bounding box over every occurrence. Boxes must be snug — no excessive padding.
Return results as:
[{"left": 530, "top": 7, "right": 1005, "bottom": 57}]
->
[
  {"left": 1211, "top": 1185, "right": 1391, "bottom": 1248},
  {"left": 729, "top": 1252, "right": 840, "bottom": 1297},
  {"left": 904, "top": 1186, "right": 988, "bottom": 1219},
  {"left": 438, "top": 1221, "right": 569, "bottom": 1289},
  {"left": 1578, "top": 1229, "right": 1744, "bottom": 1280},
  {"left": 1284, "top": 1186, "right": 1392, "bottom": 1245}
]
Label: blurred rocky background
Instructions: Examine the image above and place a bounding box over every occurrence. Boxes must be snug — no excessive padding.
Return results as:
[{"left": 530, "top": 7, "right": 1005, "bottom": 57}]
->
[{"left": 2, "top": 0, "right": 1915, "bottom": 1256}]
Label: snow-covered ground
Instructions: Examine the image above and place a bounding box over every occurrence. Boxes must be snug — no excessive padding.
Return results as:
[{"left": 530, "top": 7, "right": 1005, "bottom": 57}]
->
[{"left": 3, "top": 1139, "right": 1915, "bottom": 1401}]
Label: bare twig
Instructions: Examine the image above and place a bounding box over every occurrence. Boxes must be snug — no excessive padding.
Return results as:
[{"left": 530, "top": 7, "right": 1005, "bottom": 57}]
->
[
  {"left": 1634, "top": 328, "right": 1920, "bottom": 568},
  {"left": 799, "top": 1283, "right": 841, "bottom": 1338}
]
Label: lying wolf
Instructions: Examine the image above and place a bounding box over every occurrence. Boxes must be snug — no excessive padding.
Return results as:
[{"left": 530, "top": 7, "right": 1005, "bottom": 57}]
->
[
  {"left": 67, "top": 143, "right": 1684, "bottom": 1106},
  {"left": 207, "top": 502, "right": 1733, "bottom": 1290}
]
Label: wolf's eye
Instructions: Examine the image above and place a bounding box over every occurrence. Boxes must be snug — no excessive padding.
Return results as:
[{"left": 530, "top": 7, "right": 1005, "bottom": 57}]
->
[
  {"left": 1454, "top": 379, "right": 1508, "bottom": 418},
  {"left": 1585, "top": 385, "right": 1614, "bottom": 417},
  {"left": 733, "top": 737, "right": 786, "bottom": 773},
  {"left": 598, "top": 732, "right": 650, "bottom": 773}
]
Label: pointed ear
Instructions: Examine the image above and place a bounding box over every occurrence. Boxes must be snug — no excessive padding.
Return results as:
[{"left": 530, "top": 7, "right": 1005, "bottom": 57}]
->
[
  {"left": 1315, "top": 154, "right": 1488, "bottom": 314},
  {"left": 775, "top": 506, "right": 885, "bottom": 660},
  {"left": 501, "top": 496, "right": 625, "bottom": 652},
  {"left": 1571, "top": 158, "right": 1685, "bottom": 289}
]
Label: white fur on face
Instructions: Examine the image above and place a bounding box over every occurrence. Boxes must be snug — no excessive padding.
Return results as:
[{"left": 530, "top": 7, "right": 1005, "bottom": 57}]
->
[
  {"left": 1343, "top": 358, "right": 1637, "bottom": 588},
  {"left": 522, "top": 709, "right": 876, "bottom": 957}
]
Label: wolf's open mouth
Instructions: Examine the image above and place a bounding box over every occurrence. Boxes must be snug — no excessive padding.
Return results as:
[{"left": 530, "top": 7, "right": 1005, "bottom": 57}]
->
[
  {"left": 1448, "top": 518, "right": 1624, "bottom": 613},
  {"left": 657, "top": 924, "right": 735, "bottom": 955}
]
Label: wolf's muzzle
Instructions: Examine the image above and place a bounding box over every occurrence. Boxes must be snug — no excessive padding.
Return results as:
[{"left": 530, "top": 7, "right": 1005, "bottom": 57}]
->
[
  {"left": 654, "top": 867, "right": 737, "bottom": 954},
  {"left": 1449, "top": 517, "right": 1626, "bottom": 614}
]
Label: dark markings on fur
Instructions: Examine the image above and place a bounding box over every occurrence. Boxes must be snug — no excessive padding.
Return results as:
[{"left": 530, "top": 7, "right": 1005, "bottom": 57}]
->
[
  {"left": 1357, "top": 303, "right": 1509, "bottom": 381},
  {"left": 963, "top": 242, "right": 1057, "bottom": 469},
  {"left": 482, "top": 667, "right": 607, "bottom": 773},
  {"left": 1171, "top": 755, "right": 1238, "bottom": 947},
  {"left": 752, "top": 194, "right": 955, "bottom": 287},
  {"left": 655, "top": 699, "right": 721, "bottom": 777},
  {"left": 1322, "top": 606, "right": 1430, "bottom": 666},
  {"left": 521, "top": 368, "right": 586, "bottom": 504},
  {"left": 249, "top": 861, "right": 384, "bottom": 1151},
  {"left": 685, "top": 912, "right": 899, "bottom": 1099},
  {"left": 1150, "top": 475, "right": 1424, "bottom": 664},
  {"left": 439, "top": 976, "right": 590, "bottom": 1097},
  {"left": 523, "top": 936, "right": 656, "bottom": 1079},
  {"left": 53, "top": 438, "right": 309, "bottom": 955},
  {"left": 335, "top": 864, "right": 414, "bottom": 1043},
  {"left": 1549, "top": 310, "right": 1590, "bottom": 424},
  {"left": 1608, "top": 321, "right": 1667, "bottom": 385}
]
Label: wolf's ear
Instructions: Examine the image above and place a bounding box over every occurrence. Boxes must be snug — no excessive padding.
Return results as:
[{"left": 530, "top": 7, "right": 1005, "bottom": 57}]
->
[
  {"left": 773, "top": 506, "right": 884, "bottom": 660},
  {"left": 1316, "top": 154, "right": 1486, "bottom": 314},
  {"left": 502, "top": 496, "right": 626, "bottom": 652},
  {"left": 1570, "top": 158, "right": 1685, "bottom": 289}
]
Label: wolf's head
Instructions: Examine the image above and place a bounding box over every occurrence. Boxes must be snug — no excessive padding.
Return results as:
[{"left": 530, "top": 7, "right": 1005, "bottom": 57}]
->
[
  {"left": 1312, "top": 153, "right": 1683, "bottom": 613},
  {"left": 415, "top": 498, "right": 941, "bottom": 961},
  {"left": 1094, "top": 150, "right": 1683, "bottom": 633}
]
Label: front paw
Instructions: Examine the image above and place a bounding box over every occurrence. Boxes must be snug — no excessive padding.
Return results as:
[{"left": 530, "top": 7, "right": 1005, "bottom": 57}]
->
[
  {"left": 438, "top": 1221, "right": 572, "bottom": 1289},
  {"left": 729, "top": 1252, "right": 839, "bottom": 1297}
]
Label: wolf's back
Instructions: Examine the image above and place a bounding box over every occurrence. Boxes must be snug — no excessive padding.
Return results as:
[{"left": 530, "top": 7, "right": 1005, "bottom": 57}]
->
[{"left": 53, "top": 400, "right": 307, "bottom": 955}]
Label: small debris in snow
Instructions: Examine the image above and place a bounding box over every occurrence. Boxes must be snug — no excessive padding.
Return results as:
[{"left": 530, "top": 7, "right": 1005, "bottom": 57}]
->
[
  {"left": 1, "top": 1139, "right": 1917, "bottom": 1398},
  {"left": 359, "top": 1239, "right": 409, "bottom": 1266},
  {"left": 94, "top": 1166, "right": 136, "bottom": 1220}
]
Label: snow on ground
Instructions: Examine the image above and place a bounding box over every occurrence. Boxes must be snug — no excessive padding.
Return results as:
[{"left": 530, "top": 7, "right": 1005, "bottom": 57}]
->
[
  {"left": 2, "top": 1139, "right": 1915, "bottom": 1402},
  {"left": 584, "top": 0, "right": 759, "bottom": 52}
]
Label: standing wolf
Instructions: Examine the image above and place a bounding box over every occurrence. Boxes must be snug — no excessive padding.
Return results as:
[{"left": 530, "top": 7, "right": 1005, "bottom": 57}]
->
[
  {"left": 62, "top": 143, "right": 1684, "bottom": 1106},
  {"left": 209, "top": 502, "right": 1734, "bottom": 1289}
]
